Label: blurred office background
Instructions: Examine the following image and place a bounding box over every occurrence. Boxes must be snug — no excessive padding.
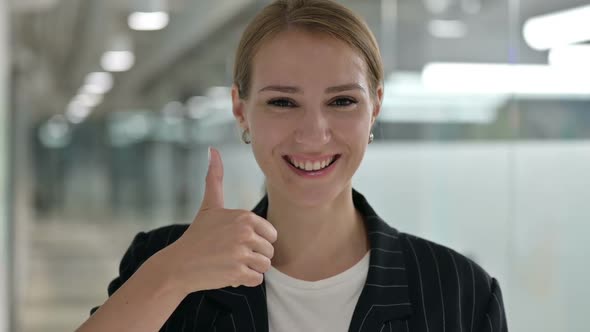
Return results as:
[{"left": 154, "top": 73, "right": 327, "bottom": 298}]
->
[{"left": 1, "top": 0, "right": 590, "bottom": 331}]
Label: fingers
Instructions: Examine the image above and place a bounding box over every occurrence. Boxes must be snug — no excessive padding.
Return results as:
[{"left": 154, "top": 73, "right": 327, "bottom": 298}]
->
[
  {"left": 233, "top": 211, "right": 277, "bottom": 244},
  {"left": 232, "top": 264, "right": 265, "bottom": 288},
  {"left": 246, "top": 252, "right": 272, "bottom": 274},
  {"left": 248, "top": 232, "right": 275, "bottom": 259},
  {"left": 200, "top": 147, "right": 224, "bottom": 211},
  {"left": 249, "top": 215, "right": 278, "bottom": 244},
  {"left": 241, "top": 268, "right": 265, "bottom": 287}
]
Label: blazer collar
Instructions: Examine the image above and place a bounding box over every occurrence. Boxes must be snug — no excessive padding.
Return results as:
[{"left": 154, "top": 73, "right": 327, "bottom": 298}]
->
[{"left": 205, "top": 189, "right": 412, "bottom": 332}]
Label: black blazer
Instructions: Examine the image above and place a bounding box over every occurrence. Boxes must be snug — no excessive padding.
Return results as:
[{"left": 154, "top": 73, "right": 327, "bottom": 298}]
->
[{"left": 91, "top": 190, "right": 508, "bottom": 332}]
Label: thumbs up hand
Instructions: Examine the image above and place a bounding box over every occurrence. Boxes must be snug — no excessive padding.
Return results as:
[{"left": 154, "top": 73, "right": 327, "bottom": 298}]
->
[{"left": 160, "top": 147, "right": 278, "bottom": 295}]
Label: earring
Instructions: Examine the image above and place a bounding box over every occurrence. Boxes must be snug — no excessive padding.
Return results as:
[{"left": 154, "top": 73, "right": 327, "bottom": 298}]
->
[
  {"left": 368, "top": 132, "right": 374, "bottom": 144},
  {"left": 241, "top": 128, "right": 251, "bottom": 144}
]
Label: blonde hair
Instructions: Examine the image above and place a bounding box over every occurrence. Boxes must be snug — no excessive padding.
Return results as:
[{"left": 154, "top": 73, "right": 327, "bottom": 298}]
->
[{"left": 233, "top": 0, "right": 384, "bottom": 100}]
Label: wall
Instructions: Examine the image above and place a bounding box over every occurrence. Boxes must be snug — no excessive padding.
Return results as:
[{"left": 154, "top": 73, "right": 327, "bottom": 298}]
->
[{"left": 0, "top": 0, "right": 11, "bottom": 330}]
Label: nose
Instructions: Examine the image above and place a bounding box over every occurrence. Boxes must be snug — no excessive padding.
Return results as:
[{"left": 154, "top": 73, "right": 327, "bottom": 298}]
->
[{"left": 294, "top": 107, "right": 331, "bottom": 146}]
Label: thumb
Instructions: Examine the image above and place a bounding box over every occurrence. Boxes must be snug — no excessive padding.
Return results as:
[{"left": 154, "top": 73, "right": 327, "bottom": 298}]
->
[{"left": 200, "top": 147, "right": 224, "bottom": 211}]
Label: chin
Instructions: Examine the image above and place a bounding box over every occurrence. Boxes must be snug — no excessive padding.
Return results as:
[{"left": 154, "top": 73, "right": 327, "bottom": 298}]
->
[{"left": 275, "top": 180, "right": 351, "bottom": 208}]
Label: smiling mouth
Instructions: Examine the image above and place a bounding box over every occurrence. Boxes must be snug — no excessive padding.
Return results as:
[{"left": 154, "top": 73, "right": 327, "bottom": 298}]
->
[{"left": 282, "top": 154, "right": 341, "bottom": 172}]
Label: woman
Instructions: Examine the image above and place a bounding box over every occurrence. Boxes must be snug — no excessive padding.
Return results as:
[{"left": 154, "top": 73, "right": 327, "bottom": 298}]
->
[{"left": 78, "top": 0, "right": 507, "bottom": 331}]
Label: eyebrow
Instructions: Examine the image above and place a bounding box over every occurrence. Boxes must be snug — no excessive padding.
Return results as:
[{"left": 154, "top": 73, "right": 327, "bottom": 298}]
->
[{"left": 258, "top": 83, "right": 365, "bottom": 94}]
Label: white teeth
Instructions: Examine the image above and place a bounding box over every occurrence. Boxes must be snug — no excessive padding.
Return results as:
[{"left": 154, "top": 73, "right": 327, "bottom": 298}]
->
[
  {"left": 312, "top": 161, "right": 321, "bottom": 170},
  {"left": 288, "top": 156, "right": 337, "bottom": 171}
]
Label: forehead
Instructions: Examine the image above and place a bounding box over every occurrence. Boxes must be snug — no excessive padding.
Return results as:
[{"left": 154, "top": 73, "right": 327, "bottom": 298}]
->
[{"left": 250, "top": 29, "right": 368, "bottom": 90}]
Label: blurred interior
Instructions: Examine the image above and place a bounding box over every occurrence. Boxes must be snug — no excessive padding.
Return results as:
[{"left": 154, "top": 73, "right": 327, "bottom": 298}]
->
[{"left": 1, "top": 0, "right": 590, "bottom": 331}]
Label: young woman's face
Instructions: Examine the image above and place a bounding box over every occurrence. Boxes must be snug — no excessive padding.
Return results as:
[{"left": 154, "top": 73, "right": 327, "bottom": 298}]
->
[{"left": 233, "top": 29, "right": 382, "bottom": 206}]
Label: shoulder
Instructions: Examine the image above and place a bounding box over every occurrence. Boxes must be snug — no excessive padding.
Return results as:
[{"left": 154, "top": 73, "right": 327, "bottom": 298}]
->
[
  {"left": 397, "top": 231, "right": 495, "bottom": 301},
  {"left": 127, "top": 224, "right": 190, "bottom": 259},
  {"left": 395, "top": 232, "right": 504, "bottom": 328},
  {"left": 114, "top": 224, "right": 190, "bottom": 276}
]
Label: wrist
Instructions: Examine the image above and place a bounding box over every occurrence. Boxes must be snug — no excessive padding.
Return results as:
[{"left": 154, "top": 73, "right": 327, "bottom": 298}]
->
[{"left": 141, "top": 248, "right": 188, "bottom": 299}]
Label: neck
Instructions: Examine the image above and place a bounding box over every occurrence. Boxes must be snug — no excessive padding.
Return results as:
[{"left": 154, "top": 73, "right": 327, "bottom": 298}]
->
[{"left": 265, "top": 184, "right": 369, "bottom": 280}]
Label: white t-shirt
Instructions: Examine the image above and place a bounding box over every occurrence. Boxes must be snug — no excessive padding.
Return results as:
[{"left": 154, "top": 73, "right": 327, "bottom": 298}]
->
[{"left": 264, "top": 251, "right": 370, "bottom": 332}]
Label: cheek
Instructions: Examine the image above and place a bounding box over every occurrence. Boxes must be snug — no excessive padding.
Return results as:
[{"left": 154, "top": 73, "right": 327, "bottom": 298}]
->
[
  {"left": 251, "top": 117, "right": 285, "bottom": 140},
  {"left": 332, "top": 113, "right": 371, "bottom": 142},
  {"left": 248, "top": 112, "right": 291, "bottom": 157}
]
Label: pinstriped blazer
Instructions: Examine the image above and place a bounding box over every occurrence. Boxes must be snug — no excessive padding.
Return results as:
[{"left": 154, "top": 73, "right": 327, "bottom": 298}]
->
[{"left": 91, "top": 190, "right": 508, "bottom": 331}]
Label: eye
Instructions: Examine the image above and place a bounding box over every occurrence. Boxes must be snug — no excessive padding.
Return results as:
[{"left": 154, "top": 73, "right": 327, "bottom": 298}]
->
[
  {"left": 267, "top": 98, "right": 297, "bottom": 108},
  {"left": 330, "top": 97, "right": 357, "bottom": 107}
]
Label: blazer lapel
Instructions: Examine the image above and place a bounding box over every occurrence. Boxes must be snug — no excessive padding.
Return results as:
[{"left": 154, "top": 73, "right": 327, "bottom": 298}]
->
[
  {"left": 205, "top": 284, "right": 268, "bottom": 332},
  {"left": 347, "top": 190, "right": 413, "bottom": 332}
]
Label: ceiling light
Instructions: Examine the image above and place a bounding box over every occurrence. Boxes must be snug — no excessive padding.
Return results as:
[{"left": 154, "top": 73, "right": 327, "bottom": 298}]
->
[
  {"left": 523, "top": 5, "right": 590, "bottom": 50},
  {"left": 549, "top": 44, "right": 590, "bottom": 70},
  {"left": 73, "top": 93, "right": 103, "bottom": 108},
  {"left": 65, "top": 101, "right": 92, "bottom": 124},
  {"left": 422, "top": 62, "right": 590, "bottom": 96},
  {"left": 101, "top": 50, "right": 135, "bottom": 72},
  {"left": 83, "top": 72, "right": 113, "bottom": 95},
  {"left": 128, "top": 11, "right": 169, "bottom": 31}
]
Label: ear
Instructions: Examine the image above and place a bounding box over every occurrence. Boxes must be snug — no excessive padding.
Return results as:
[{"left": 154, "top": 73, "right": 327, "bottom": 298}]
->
[
  {"left": 371, "top": 84, "right": 383, "bottom": 126},
  {"left": 231, "top": 84, "right": 248, "bottom": 130}
]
